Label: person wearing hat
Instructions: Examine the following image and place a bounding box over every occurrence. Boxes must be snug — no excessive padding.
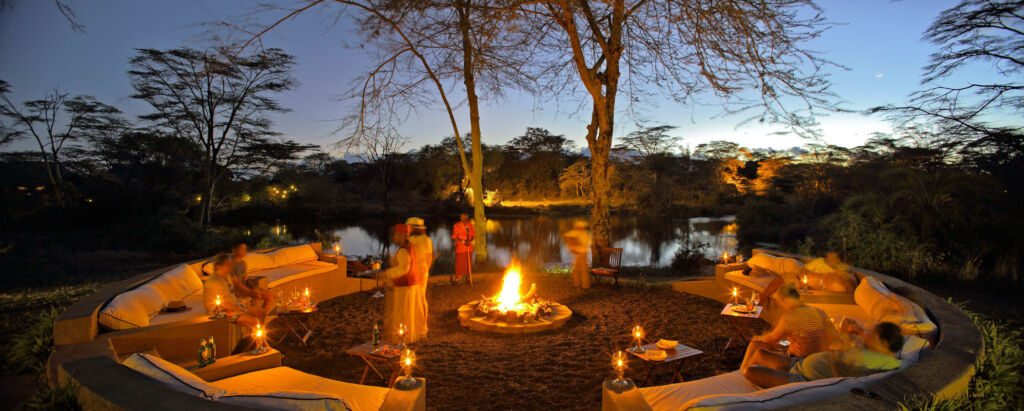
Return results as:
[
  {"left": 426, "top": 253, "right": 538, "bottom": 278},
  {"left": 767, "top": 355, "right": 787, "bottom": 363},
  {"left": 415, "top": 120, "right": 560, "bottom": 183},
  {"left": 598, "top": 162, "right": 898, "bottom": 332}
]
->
[
  {"left": 451, "top": 213, "right": 475, "bottom": 284},
  {"left": 377, "top": 223, "right": 427, "bottom": 344},
  {"left": 562, "top": 220, "right": 592, "bottom": 289},
  {"left": 405, "top": 217, "right": 433, "bottom": 340}
]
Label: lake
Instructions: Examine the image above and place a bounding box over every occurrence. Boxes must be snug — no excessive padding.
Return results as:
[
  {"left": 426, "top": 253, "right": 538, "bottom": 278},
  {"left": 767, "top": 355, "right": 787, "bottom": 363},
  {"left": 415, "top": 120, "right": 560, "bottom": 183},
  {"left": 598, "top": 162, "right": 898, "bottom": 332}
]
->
[{"left": 292, "top": 215, "right": 736, "bottom": 269}]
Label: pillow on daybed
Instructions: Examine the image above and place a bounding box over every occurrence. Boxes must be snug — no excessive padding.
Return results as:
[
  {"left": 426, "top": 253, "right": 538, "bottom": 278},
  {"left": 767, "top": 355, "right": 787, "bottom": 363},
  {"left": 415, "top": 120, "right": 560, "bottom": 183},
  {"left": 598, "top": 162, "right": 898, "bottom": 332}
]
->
[
  {"left": 243, "top": 253, "right": 276, "bottom": 272},
  {"left": 747, "top": 253, "right": 804, "bottom": 284},
  {"left": 99, "top": 264, "right": 203, "bottom": 330},
  {"left": 99, "top": 287, "right": 164, "bottom": 329},
  {"left": 122, "top": 353, "right": 224, "bottom": 399},
  {"left": 268, "top": 244, "right": 319, "bottom": 267},
  {"left": 855, "top": 277, "right": 938, "bottom": 340},
  {"left": 681, "top": 375, "right": 873, "bottom": 410}
]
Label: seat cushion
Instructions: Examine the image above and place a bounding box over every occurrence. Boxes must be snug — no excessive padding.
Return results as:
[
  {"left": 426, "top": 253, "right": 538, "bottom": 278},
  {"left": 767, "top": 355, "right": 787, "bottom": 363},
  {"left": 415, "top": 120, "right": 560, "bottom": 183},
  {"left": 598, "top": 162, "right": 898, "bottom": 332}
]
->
[
  {"left": 149, "top": 293, "right": 207, "bottom": 326},
  {"left": 147, "top": 264, "right": 204, "bottom": 303},
  {"left": 99, "top": 287, "right": 164, "bottom": 329},
  {"left": 122, "top": 353, "right": 224, "bottom": 399},
  {"left": 639, "top": 370, "right": 760, "bottom": 411},
  {"left": 214, "top": 367, "right": 387, "bottom": 411},
  {"left": 747, "top": 253, "right": 804, "bottom": 284},
  {"left": 725, "top": 270, "right": 776, "bottom": 292},
  {"left": 855, "top": 277, "right": 938, "bottom": 340},
  {"left": 218, "top": 390, "right": 349, "bottom": 411},
  {"left": 244, "top": 253, "right": 277, "bottom": 272},
  {"left": 268, "top": 245, "right": 319, "bottom": 267},
  {"left": 682, "top": 371, "right": 898, "bottom": 410},
  {"left": 260, "top": 261, "right": 336, "bottom": 288}
]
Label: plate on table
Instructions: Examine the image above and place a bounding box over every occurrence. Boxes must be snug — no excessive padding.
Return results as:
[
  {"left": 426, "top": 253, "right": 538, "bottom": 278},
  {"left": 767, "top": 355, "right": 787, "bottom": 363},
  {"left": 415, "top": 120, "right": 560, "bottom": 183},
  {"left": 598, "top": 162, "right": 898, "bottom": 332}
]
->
[
  {"left": 731, "top": 304, "right": 757, "bottom": 313},
  {"left": 656, "top": 339, "right": 678, "bottom": 350},
  {"left": 645, "top": 349, "right": 667, "bottom": 361}
]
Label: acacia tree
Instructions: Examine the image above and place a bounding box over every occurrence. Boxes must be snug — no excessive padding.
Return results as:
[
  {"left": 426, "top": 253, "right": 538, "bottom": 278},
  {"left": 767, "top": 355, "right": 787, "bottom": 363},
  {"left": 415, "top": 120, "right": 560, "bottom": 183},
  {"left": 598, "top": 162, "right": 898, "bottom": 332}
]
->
[
  {"left": 0, "top": 80, "right": 125, "bottom": 205},
  {"left": 236, "top": 0, "right": 535, "bottom": 259},
  {"left": 527, "top": 0, "right": 838, "bottom": 249},
  {"left": 129, "top": 47, "right": 301, "bottom": 224},
  {"left": 874, "top": 0, "right": 1024, "bottom": 135}
]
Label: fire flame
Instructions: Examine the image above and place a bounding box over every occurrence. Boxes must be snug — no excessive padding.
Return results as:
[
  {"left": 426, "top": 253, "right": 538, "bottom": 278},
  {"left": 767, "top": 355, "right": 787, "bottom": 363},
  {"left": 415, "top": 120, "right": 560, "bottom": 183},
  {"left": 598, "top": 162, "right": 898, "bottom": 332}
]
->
[{"left": 496, "top": 261, "right": 524, "bottom": 312}]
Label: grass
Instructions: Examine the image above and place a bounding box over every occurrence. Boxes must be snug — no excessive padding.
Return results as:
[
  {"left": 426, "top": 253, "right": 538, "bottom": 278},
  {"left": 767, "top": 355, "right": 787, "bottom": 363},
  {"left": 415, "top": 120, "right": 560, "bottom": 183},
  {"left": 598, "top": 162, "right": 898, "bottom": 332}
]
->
[{"left": 898, "top": 302, "right": 1023, "bottom": 410}]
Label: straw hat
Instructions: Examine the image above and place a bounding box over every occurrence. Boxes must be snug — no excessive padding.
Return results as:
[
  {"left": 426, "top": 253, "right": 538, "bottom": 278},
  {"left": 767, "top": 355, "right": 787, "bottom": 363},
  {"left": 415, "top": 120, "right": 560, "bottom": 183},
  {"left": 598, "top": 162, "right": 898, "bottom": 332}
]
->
[{"left": 405, "top": 217, "right": 426, "bottom": 229}]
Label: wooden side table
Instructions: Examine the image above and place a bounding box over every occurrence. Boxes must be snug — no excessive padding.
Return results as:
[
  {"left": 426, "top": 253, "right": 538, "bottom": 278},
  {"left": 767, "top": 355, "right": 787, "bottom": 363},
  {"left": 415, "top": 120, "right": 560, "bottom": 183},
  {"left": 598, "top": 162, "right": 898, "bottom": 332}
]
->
[
  {"left": 346, "top": 342, "right": 402, "bottom": 387},
  {"left": 626, "top": 342, "right": 703, "bottom": 386},
  {"left": 720, "top": 303, "right": 764, "bottom": 352},
  {"left": 182, "top": 348, "right": 282, "bottom": 382}
]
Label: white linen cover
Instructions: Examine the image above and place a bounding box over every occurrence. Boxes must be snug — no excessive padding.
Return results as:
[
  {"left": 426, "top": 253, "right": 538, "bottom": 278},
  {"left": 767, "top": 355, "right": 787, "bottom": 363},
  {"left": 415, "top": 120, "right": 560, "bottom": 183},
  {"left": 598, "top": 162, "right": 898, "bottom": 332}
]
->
[
  {"left": 122, "top": 353, "right": 224, "bottom": 399},
  {"left": 724, "top": 270, "right": 776, "bottom": 293},
  {"left": 747, "top": 253, "right": 804, "bottom": 284},
  {"left": 146, "top": 264, "right": 203, "bottom": 303},
  {"left": 98, "top": 287, "right": 164, "bottom": 329},
  {"left": 640, "top": 371, "right": 760, "bottom": 411},
  {"left": 149, "top": 293, "right": 206, "bottom": 326},
  {"left": 214, "top": 366, "right": 387, "bottom": 411},
  {"left": 263, "top": 261, "right": 336, "bottom": 288},
  {"left": 268, "top": 245, "right": 319, "bottom": 267}
]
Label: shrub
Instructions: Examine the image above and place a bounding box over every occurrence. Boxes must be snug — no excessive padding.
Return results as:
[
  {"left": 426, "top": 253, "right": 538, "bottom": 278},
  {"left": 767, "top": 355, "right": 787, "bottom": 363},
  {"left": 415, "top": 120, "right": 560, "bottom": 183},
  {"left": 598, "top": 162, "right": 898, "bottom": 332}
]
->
[
  {"left": 898, "top": 303, "right": 1023, "bottom": 410},
  {"left": 5, "top": 307, "right": 60, "bottom": 376},
  {"left": 21, "top": 377, "right": 81, "bottom": 411},
  {"left": 670, "top": 238, "right": 708, "bottom": 275}
]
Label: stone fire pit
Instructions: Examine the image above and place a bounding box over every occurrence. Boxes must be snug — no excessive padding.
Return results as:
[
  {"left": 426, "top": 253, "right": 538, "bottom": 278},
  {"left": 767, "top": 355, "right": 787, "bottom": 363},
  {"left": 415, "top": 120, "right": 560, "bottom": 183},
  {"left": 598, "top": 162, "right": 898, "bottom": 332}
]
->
[{"left": 457, "top": 261, "right": 572, "bottom": 334}]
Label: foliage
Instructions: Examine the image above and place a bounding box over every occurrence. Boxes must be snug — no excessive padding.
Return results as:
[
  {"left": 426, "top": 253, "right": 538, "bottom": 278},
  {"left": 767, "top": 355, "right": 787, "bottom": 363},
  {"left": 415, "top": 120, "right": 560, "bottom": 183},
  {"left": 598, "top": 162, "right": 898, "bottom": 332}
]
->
[
  {"left": 898, "top": 303, "right": 1023, "bottom": 410},
  {"left": 4, "top": 307, "right": 59, "bottom": 375},
  {"left": 670, "top": 238, "right": 709, "bottom": 275},
  {"left": 20, "top": 377, "right": 81, "bottom": 411}
]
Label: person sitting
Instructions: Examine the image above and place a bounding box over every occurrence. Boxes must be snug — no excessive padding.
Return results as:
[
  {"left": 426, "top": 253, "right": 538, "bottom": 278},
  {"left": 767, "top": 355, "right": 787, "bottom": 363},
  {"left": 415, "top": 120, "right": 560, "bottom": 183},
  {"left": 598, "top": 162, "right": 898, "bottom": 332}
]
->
[
  {"left": 742, "top": 322, "right": 905, "bottom": 388},
  {"left": 228, "top": 243, "right": 275, "bottom": 314},
  {"left": 740, "top": 284, "right": 847, "bottom": 369},
  {"left": 204, "top": 254, "right": 266, "bottom": 329},
  {"left": 802, "top": 252, "right": 857, "bottom": 292}
]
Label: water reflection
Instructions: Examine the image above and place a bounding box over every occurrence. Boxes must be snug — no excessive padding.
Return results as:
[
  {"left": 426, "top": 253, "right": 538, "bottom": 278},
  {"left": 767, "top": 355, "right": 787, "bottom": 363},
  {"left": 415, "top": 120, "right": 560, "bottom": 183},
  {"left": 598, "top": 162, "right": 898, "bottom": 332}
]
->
[{"left": 297, "top": 215, "right": 736, "bottom": 269}]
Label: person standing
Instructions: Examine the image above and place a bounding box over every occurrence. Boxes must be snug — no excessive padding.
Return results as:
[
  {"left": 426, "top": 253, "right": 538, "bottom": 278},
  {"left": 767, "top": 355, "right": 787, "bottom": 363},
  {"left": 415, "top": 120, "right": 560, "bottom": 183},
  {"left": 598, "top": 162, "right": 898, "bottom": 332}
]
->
[
  {"left": 378, "top": 223, "right": 426, "bottom": 344},
  {"left": 562, "top": 220, "right": 592, "bottom": 289},
  {"left": 451, "top": 213, "right": 475, "bottom": 284},
  {"left": 405, "top": 217, "right": 433, "bottom": 341}
]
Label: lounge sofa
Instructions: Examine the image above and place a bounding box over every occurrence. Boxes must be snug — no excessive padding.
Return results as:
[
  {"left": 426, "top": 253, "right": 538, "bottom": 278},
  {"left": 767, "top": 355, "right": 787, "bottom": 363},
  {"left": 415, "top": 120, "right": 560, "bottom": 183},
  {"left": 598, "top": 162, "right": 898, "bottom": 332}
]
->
[
  {"left": 58, "top": 352, "right": 424, "bottom": 411},
  {"left": 717, "top": 250, "right": 856, "bottom": 305},
  {"left": 604, "top": 275, "right": 942, "bottom": 410},
  {"left": 98, "top": 244, "right": 344, "bottom": 331}
]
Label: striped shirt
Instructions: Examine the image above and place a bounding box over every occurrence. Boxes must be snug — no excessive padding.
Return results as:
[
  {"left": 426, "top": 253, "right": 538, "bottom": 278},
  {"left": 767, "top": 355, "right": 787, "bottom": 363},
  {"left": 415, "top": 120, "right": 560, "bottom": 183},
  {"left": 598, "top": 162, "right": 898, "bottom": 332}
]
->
[{"left": 784, "top": 305, "right": 830, "bottom": 358}]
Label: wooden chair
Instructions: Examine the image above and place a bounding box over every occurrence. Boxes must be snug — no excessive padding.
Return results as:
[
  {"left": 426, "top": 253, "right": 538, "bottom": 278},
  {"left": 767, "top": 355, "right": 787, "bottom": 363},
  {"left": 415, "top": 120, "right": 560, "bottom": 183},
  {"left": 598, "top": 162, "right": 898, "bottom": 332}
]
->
[{"left": 591, "top": 247, "right": 623, "bottom": 287}]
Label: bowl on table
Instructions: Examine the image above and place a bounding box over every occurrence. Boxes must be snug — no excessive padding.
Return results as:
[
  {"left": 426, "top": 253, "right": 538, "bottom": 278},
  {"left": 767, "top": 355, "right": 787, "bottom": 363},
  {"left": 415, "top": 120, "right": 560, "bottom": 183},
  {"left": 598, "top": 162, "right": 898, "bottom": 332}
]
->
[{"left": 656, "top": 339, "right": 678, "bottom": 350}]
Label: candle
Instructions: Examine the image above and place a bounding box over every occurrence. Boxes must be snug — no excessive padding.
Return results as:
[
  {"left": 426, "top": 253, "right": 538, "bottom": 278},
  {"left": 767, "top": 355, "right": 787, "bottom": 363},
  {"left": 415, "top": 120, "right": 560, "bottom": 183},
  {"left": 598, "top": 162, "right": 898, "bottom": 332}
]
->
[
  {"left": 630, "top": 325, "right": 645, "bottom": 353},
  {"left": 399, "top": 349, "right": 416, "bottom": 384},
  {"left": 215, "top": 295, "right": 221, "bottom": 316},
  {"left": 252, "top": 323, "right": 268, "bottom": 354},
  {"left": 731, "top": 287, "right": 739, "bottom": 304},
  {"left": 722, "top": 252, "right": 729, "bottom": 263},
  {"left": 334, "top": 244, "right": 341, "bottom": 255},
  {"left": 614, "top": 350, "right": 626, "bottom": 380}
]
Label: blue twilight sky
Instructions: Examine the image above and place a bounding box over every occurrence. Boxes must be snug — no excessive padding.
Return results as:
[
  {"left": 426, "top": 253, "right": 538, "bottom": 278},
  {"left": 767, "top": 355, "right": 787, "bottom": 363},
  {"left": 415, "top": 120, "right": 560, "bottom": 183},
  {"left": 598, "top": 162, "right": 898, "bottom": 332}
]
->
[{"left": 0, "top": 0, "right": 1001, "bottom": 155}]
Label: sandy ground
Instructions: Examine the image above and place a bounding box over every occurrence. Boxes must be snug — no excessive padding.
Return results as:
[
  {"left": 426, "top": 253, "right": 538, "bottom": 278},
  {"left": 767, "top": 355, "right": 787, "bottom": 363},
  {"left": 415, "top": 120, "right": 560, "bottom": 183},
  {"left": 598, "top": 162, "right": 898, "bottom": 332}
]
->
[{"left": 274, "top": 274, "right": 767, "bottom": 410}]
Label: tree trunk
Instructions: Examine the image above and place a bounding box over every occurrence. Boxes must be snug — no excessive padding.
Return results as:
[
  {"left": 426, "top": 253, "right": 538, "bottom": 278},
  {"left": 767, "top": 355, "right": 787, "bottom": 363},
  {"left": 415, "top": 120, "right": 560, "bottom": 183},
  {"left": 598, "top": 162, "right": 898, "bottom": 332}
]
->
[
  {"left": 589, "top": 129, "right": 612, "bottom": 249},
  {"left": 457, "top": 1, "right": 488, "bottom": 261}
]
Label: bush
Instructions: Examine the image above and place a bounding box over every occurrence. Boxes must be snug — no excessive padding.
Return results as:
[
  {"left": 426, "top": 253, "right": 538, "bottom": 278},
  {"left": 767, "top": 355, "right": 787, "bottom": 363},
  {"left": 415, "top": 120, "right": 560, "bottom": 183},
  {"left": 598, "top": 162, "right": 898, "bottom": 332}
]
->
[
  {"left": 670, "top": 238, "right": 708, "bottom": 275},
  {"left": 5, "top": 307, "right": 60, "bottom": 375},
  {"left": 898, "top": 303, "right": 1023, "bottom": 410},
  {"left": 21, "top": 377, "right": 81, "bottom": 411}
]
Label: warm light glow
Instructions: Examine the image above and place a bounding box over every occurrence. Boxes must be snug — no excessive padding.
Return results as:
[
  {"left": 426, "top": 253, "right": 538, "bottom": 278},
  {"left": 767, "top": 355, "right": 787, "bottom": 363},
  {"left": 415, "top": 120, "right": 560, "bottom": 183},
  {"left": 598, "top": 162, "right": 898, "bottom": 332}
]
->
[
  {"left": 732, "top": 287, "right": 738, "bottom": 297},
  {"left": 496, "top": 261, "right": 524, "bottom": 312},
  {"left": 802, "top": 275, "right": 808, "bottom": 284},
  {"left": 304, "top": 287, "right": 310, "bottom": 297},
  {"left": 334, "top": 244, "right": 340, "bottom": 254},
  {"left": 401, "top": 349, "right": 415, "bottom": 369},
  {"left": 255, "top": 323, "right": 263, "bottom": 338},
  {"left": 215, "top": 295, "right": 221, "bottom": 306},
  {"left": 632, "top": 325, "right": 645, "bottom": 340},
  {"left": 722, "top": 252, "right": 729, "bottom": 262}
]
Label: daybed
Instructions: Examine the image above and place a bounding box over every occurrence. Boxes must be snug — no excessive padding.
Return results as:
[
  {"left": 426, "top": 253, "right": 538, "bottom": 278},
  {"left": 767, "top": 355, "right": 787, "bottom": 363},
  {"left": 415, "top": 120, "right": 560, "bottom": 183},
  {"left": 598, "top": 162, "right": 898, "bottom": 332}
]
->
[
  {"left": 58, "top": 351, "right": 424, "bottom": 411},
  {"left": 716, "top": 250, "right": 857, "bottom": 305},
  {"left": 606, "top": 251, "right": 979, "bottom": 410}
]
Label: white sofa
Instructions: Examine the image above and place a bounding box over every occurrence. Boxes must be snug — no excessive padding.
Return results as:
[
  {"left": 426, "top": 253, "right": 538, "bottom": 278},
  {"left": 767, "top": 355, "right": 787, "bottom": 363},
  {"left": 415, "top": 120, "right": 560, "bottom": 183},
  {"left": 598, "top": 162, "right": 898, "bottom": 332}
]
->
[
  {"left": 617, "top": 276, "right": 938, "bottom": 410},
  {"left": 99, "top": 244, "right": 340, "bottom": 331},
  {"left": 122, "top": 352, "right": 421, "bottom": 411}
]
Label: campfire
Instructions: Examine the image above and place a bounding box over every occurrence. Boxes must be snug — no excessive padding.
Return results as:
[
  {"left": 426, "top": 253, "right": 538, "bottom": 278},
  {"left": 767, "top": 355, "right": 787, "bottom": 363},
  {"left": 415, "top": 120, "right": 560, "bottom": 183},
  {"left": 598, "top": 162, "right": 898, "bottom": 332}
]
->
[
  {"left": 458, "top": 260, "right": 572, "bottom": 334},
  {"left": 472, "top": 261, "right": 555, "bottom": 323}
]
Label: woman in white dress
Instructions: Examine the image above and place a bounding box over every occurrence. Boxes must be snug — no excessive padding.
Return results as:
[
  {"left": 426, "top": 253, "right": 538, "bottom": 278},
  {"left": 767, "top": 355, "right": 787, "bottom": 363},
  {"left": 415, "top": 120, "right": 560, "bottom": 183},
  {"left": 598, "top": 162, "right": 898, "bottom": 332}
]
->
[{"left": 378, "top": 223, "right": 427, "bottom": 344}]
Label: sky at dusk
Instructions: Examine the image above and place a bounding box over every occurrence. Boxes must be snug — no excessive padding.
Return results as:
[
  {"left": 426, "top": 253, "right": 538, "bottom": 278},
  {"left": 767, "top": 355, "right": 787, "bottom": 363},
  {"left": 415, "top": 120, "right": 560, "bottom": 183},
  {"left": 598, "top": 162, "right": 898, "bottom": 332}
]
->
[{"left": 0, "top": 0, "right": 1001, "bottom": 155}]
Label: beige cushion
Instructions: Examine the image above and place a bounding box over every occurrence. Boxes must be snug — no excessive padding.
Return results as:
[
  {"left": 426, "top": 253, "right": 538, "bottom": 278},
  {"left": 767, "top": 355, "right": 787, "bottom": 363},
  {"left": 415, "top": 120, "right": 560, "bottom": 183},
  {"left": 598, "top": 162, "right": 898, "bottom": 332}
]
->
[
  {"left": 268, "top": 245, "right": 319, "bottom": 267},
  {"left": 898, "top": 335, "right": 931, "bottom": 366},
  {"left": 263, "top": 261, "right": 336, "bottom": 288},
  {"left": 122, "top": 353, "right": 224, "bottom": 399},
  {"left": 747, "top": 253, "right": 803, "bottom": 283},
  {"left": 218, "top": 390, "right": 348, "bottom": 410},
  {"left": 855, "top": 277, "right": 938, "bottom": 340},
  {"left": 149, "top": 293, "right": 207, "bottom": 326},
  {"left": 214, "top": 366, "right": 387, "bottom": 411},
  {"left": 99, "top": 287, "right": 163, "bottom": 329},
  {"left": 640, "top": 370, "right": 760, "bottom": 411},
  {"left": 244, "top": 253, "right": 277, "bottom": 272},
  {"left": 147, "top": 264, "right": 203, "bottom": 303},
  {"left": 724, "top": 270, "right": 776, "bottom": 292},
  {"left": 682, "top": 374, "right": 892, "bottom": 410}
]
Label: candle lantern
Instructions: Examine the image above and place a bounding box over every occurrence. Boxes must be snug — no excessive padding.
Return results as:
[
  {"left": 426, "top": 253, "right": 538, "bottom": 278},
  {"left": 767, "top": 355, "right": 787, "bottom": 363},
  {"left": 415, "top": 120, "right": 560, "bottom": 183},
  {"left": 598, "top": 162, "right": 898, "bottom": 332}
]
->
[
  {"left": 213, "top": 295, "right": 225, "bottom": 319},
  {"left": 730, "top": 287, "right": 739, "bottom": 304},
  {"left": 628, "top": 325, "right": 646, "bottom": 353},
  {"left": 722, "top": 252, "right": 729, "bottom": 263},
  {"left": 251, "top": 323, "right": 268, "bottom": 355},
  {"left": 609, "top": 350, "right": 631, "bottom": 390},
  {"left": 395, "top": 349, "right": 418, "bottom": 389},
  {"left": 397, "top": 323, "right": 408, "bottom": 349},
  {"left": 334, "top": 244, "right": 341, "bottom": 256}
]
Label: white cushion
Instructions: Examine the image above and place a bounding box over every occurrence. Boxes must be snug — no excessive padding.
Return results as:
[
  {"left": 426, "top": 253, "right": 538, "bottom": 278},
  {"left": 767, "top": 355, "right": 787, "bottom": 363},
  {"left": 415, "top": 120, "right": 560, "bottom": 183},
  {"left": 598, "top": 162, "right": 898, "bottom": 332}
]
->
[
  {"left": 244, "top": 253, "right": 277, "bottom": 272},
  {"left": 683, "top": 376, "right": 867, "bottom": 410},
  {"left": 898, "top": 335, "right": 931, "bottom": 366},
  {"left": 147, "top": 264, "right": 203, "bottom": 303},
  {"left": 855, "top": 277, "right": 938, "bottom": 340},
  {"left": 214, "top": 366, "right": 386, "bottom": 411},
  {"left": 218, "top": 390, "right": 348, "bottom": 410},
  {"left": 640, "top": 370, "right": 760, "bottom": 411},
  {"left": 122, "top": 353, "right": 224, "bottom": 399},
  {"left": 724, "top": 270, "right": 776, "bottom": 292},
  {"left": 263, "top": 261, "right": 336, "bottom": 288},
  {"left": 267, "top": 245, "right": 319, "bottom": 267},
  {"left": 98, "top": 287, "right": 163, "bottom": 329},
  {"left": 747, "top": 253, "right": 804, "bottom": 284}
]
